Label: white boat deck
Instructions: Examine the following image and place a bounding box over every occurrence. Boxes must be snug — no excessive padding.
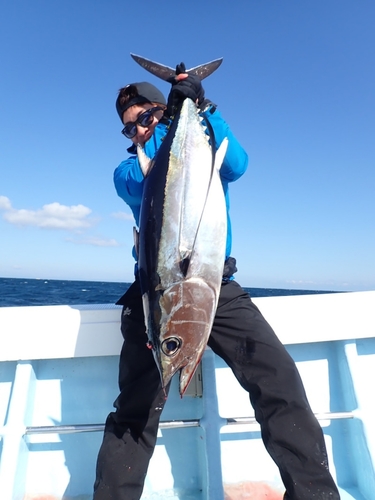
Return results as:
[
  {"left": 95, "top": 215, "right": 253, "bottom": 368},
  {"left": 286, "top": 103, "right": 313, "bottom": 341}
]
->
[{"left": 0, "top": 291, "right": 374, "bottom": 499}]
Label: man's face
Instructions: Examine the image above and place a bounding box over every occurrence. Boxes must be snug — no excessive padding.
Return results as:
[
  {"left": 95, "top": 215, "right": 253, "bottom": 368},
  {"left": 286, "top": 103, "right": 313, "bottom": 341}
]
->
[{"left": 122, "top": 103, "right": 164, "bottom": 146}]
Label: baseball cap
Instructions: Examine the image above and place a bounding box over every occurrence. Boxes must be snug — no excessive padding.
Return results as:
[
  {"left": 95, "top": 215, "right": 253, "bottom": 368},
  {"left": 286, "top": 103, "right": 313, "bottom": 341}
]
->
[{"left": 116, "top": 82, "right": 166, "bottom": 121}]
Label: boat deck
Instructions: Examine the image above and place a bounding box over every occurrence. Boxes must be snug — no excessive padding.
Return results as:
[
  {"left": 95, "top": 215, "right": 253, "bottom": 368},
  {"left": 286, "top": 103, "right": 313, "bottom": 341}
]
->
[{"left": 0, "top": 291, "right": 374, "bottom": 499}]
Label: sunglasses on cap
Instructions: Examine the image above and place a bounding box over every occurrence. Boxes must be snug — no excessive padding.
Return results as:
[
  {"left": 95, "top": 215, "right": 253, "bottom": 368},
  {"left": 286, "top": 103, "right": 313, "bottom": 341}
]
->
[{"left": 121, "top": 106, "right": 164, "bottom": 139}]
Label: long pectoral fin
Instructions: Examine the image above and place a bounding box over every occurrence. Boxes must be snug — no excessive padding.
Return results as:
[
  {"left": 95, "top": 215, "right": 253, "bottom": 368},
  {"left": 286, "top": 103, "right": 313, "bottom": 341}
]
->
[{"left": 177, "top": 145, "right": 226, "bottom": 277}]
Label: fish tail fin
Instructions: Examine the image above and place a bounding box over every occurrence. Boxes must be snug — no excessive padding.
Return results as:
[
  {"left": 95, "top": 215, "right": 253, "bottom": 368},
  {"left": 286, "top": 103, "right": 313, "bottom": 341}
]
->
[{"left": 131, "top": 53, "right": 223, "bottom": 82}]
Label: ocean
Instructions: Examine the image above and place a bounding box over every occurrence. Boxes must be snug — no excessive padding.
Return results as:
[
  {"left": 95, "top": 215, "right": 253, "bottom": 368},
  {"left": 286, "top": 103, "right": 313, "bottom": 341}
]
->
[{"left": 0, "top": 277, "right": 339, "bottom": 307}]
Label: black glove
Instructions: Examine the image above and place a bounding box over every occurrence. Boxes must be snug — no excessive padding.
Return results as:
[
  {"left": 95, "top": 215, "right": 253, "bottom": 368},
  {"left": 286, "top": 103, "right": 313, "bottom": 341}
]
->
[
  {"left": 222, "top": 257, "right": 238, "bottom": 281},
  {"left": 167, "top": 62, "right": 205, "bottom": 116},
  {"left": 175, "top": 62, "right": 187, "bottom": 76}
]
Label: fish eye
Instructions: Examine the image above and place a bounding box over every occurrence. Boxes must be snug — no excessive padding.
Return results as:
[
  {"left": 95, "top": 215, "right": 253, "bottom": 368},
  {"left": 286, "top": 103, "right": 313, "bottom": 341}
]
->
[{"left": 161, "top": 337, "right": 181, "bottom": 356}]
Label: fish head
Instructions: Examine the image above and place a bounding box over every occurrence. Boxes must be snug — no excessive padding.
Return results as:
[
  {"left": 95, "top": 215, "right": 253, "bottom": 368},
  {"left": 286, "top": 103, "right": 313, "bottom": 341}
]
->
[{"left": 157, "top": 279, "right": 217, "bottom": 396}]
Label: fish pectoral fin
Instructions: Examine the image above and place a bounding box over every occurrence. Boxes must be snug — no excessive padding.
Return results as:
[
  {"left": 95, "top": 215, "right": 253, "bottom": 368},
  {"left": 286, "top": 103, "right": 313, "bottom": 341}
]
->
[
  {"left": 214, "top": 137, "right": 228, "bottom": 171},
  {"left": 137, "top": 144, "right": 154, "bottom": 177}
]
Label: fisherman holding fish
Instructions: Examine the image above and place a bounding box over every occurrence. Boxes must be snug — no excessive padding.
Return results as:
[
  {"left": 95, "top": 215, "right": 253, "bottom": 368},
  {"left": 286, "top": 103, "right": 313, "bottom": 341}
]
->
[{"left": 94, "top": 56, "right": 340, "bottom": 500}]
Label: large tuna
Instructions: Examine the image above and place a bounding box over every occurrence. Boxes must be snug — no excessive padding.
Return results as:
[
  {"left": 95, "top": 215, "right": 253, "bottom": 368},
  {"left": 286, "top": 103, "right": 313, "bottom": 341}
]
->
[{"left": 134, "top": 57, "right": 227, "bottom": 396}]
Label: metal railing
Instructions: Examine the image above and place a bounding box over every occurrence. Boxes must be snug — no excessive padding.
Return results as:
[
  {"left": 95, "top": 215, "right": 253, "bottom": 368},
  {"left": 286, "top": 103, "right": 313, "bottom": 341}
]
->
[{"left": 24, "top": 411, "right": 355, "bottom": 436}]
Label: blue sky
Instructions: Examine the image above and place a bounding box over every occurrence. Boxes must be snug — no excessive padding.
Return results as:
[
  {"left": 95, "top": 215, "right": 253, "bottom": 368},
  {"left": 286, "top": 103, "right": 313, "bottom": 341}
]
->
[{"left": 1, "top": 1, "right": 374, "bottom": 291}]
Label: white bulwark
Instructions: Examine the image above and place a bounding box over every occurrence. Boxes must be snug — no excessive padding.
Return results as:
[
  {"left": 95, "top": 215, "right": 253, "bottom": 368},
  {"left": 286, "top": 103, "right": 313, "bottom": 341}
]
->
[{"left": 0, "top": 291, "right": 374, "bottom": 499}]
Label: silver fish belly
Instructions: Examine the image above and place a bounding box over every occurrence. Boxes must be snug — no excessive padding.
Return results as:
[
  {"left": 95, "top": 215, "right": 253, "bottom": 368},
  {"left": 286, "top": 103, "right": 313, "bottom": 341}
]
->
[{"left": 138, "top": 98, "right": 227, "bottom": 396}]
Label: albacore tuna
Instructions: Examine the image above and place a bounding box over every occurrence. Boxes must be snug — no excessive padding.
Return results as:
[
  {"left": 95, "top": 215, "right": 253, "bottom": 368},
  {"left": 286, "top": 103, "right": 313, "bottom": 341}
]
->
[{"left": 135, "top": 59, "right": 227, "bottom": 396}]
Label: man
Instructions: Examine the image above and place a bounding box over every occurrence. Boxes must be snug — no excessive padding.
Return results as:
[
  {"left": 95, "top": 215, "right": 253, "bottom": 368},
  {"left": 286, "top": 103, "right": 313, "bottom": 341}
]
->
[{"left": 93, "top": 67, "right": 340, "bottom": 500}]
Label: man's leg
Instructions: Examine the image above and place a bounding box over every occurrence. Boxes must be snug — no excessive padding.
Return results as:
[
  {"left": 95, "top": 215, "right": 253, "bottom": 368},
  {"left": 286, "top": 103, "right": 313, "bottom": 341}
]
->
[
  {"left": 94, "top": 281, "right": 169, "bottom": 500},
  {"left": 208, "top": 280, "right": 340, "bottom": 499}
]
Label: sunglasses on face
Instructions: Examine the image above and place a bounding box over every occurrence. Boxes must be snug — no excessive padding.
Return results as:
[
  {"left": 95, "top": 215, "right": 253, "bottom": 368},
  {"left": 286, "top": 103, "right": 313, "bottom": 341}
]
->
[{"left": 121, "top": 106, "right": 164, "bottom": 139}]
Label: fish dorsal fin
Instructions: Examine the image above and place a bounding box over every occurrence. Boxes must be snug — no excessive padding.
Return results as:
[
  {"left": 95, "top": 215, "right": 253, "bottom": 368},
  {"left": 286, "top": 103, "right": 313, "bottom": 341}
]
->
[{"left": 137, "top": 144, "right": 154, "bottom": 177}]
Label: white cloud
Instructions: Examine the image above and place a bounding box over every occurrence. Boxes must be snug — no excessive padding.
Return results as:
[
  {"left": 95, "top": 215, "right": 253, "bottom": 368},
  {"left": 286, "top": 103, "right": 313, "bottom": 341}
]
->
[
  {"left": 0, "top": 196, "right": 94, "bottom": 230},
  {"left": 66, "top": 236, "right": 120, "bottom": 247},
  {"left": 111, "top": 211, "right": 134, "bottom": 221},
  {"left": 0, "top": 196, "right": 12, "bottom": 210}
]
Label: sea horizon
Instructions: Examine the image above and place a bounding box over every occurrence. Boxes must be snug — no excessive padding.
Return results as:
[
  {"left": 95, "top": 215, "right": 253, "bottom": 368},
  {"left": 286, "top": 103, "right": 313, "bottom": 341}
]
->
[{"left": 0, "top": 276, "right": 341, "bottom": 308}]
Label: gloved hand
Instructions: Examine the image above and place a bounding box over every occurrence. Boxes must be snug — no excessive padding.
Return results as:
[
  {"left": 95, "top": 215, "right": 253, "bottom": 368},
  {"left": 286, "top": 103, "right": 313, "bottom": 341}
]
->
[{"left": 167, "top": 62, "right": 205, "bottom": 116}]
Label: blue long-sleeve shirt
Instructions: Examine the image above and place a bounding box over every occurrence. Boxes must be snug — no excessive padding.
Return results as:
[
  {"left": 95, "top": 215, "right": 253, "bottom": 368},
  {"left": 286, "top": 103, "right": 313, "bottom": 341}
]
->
[{"left": 114, "top": 106, "right": 248, "bottom": 263}]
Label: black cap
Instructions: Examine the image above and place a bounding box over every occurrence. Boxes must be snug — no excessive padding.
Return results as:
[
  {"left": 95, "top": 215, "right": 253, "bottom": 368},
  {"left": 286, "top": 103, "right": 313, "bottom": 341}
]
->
[{"left": 116, "top": 82, "right": 166, "bottom": 122}]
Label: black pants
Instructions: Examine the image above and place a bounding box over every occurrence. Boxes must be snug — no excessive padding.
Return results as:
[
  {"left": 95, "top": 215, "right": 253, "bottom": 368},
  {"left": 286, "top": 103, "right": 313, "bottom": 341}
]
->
[{"left": 93, "top": 279, "right": 340, "bottom": 500}]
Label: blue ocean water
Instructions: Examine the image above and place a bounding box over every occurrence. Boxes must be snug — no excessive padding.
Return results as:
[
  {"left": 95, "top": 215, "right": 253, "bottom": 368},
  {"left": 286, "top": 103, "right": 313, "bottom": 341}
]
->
[{"left": 0, "top": 277, "right": 339, "bottom": 307}]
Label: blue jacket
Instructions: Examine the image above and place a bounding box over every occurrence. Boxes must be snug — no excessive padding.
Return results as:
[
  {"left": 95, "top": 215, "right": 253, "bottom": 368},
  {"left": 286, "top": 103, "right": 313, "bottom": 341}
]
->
[{"left": 114, "top": 106, "right": 248, "bottom": 265}]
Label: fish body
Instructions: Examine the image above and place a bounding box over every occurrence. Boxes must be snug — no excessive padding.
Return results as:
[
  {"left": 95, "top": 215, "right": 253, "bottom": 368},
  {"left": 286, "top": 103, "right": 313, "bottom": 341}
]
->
[{"left": 137, "top": 98, "right": 227, "bottom": 396}]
